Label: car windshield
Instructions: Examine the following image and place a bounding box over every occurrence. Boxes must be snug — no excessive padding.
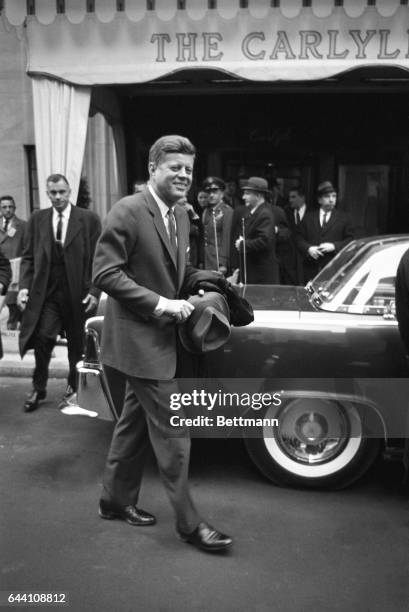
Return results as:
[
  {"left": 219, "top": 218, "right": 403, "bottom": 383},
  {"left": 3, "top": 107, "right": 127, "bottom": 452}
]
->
[
  {"left": 310, "top": 239, "right": 370, "bottom": 299},
  {"left": 309, "top": 237, "right": 409, "bottom": 314}
]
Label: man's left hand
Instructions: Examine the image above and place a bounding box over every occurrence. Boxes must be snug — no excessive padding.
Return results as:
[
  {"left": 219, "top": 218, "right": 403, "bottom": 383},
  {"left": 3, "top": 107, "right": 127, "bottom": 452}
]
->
[
  {"left": 319, "top": 242, "right": 335, "bottom": 253},
  {"left": 82, "top": 293, "right": 99, "bottom": 313}
]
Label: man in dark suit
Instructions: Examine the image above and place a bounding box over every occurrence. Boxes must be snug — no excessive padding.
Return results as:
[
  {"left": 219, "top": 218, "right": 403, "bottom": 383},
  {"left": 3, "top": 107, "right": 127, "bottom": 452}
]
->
[
  {"left": 0, "top": 195, "right": 27, "bottom": 329},
  {"left": 395, "top": 247, "right": 409, "bottom": 355},
  {"left": 280, "top": 186, "right": 307, "bottom": 285},
  {"left": 234, "top": 177, "right": 279, "bottom": 284},
  {"left": 17, "top": 174, "right": 101, "bottom": 412},
  {"left": 92, "top": 135, "right": 232, "bottom": 553},
  {"left": 296, "top": 181, "right": 354, "bottom": 283},
  {"left": 0, "top": 246, "right": 12, "bottom": 359}
]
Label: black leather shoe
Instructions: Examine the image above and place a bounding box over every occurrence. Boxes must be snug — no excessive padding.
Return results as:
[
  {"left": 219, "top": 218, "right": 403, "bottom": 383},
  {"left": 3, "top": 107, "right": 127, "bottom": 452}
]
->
[
  {"left": 177, "top": 522, "right": 232, "bottom": 552},
  {"left": 23, "top": 390, "right": 46, "bottom": 413},
  {"left": 99, "top": 501, "right": 156, "bottom": 526}
]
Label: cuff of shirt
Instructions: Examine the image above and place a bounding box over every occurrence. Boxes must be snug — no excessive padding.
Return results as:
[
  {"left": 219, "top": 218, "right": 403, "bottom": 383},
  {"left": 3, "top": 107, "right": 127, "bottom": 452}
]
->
[{"left": 154, "top": 296, "right": 169, "bottom": 317}]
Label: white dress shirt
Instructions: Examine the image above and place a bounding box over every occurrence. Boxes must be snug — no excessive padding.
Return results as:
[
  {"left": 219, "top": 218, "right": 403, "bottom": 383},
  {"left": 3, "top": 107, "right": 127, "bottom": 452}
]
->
[
  {"left": 319, "top": 208, "right": 331, "bottom": 227},
  {"left": 295, "top": 204, "right": 306, "bottom": 224},
  {"left": 52, "top": 203, "right": 72, "bottom": 244},
  {"left": 148, "top": 184, "right": 177, "bottom": 243}
]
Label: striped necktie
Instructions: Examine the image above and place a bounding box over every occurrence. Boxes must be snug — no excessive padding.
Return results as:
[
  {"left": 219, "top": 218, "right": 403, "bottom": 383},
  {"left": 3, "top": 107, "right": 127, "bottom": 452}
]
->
[{"left": 167, "top": 208, "right": 177, "bottom": 260}]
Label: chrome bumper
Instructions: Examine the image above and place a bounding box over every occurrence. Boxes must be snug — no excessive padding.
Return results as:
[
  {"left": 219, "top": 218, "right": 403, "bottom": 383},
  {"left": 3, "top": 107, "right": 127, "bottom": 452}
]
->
[{"left": 76, "top": 361, "right": 119, "bottom": 421}]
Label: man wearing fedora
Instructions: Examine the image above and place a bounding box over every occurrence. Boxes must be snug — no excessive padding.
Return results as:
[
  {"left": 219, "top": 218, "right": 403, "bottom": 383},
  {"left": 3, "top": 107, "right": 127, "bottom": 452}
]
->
[
  {"left": 234, "top": 177, "right": 279, "bottom": 284},
  {"left": 92, "top": 135, "right": 232, "bottom": 553},
  {"left": 295, "top": 181, "right": 354, "bottom": 283}
]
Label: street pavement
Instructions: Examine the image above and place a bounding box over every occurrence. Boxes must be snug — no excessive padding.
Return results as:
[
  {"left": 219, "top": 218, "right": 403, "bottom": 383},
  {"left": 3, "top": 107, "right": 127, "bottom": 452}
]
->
[
  {"left": 0, "top": 307, "right": 67, "bottom": 378},
  {"left": 1, "top": 377, "right": 409, "bottom": 612}
]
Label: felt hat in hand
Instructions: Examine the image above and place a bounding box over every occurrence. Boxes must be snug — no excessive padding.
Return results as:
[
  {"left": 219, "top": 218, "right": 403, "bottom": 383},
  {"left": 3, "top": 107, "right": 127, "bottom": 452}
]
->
[{"left": 178, "top": 292, "right": 231, "bottom": 354}]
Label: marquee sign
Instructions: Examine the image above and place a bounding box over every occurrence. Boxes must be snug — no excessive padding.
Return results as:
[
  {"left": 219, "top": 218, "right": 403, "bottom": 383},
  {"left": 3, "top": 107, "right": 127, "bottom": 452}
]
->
[{"left": 26, "top": 7, "right": 409, "bottom": 85}]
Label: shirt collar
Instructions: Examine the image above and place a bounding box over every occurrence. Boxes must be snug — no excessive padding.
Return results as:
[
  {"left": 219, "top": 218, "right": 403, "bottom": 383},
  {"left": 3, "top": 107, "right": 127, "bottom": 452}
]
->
[
  {"left": 296, "top": 204, "right": 306, "bottom": 220},
  {"left": 148, "top": 183, "right": 176, "bottom": 220},
  {"left": 249, "top": 201, "right": 264, "bottom": 215},
  {"left": 52, "top": 202, "right": 72, "bottom": 220}
]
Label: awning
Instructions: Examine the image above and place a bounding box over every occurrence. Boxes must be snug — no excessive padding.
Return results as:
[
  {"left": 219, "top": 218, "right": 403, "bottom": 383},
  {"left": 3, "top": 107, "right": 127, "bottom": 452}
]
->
[{"left": 6, "top": 0, "right": 409, "bottom": 84}]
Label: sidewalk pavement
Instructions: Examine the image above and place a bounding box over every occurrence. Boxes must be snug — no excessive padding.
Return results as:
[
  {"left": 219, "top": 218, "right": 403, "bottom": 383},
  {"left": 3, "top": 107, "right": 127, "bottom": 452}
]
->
[{"left": 0, "top": 308, "right": 67, "bottom": 378}]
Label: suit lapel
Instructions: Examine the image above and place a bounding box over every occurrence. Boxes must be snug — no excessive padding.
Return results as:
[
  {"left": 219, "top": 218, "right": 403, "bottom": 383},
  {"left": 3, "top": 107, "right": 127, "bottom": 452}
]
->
[
  {"left": 64, "top": 206, "right": 82, "bottom": 249},
  {"left": 39, "top": 208, "right": 54, "bottom": 260},
  {"left": 313, "top": 211, "right": 321, "bottom": 237},
  {"left": 145, "top": 190, "right": 178, "bottom": 270}
]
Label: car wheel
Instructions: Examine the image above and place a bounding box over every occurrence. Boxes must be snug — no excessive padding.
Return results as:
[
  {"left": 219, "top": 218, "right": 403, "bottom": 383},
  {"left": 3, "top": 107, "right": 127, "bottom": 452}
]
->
[{"left": 244, "top": 397, "right": 381, "bottom": 490}]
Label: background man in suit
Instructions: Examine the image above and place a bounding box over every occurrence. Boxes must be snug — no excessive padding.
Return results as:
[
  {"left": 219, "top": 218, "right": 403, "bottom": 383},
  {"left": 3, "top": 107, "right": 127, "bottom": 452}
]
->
[
  {"left": 17, "top": 174, "right": 101, "bottom": 412},
  {"left": 279, "top": 186, "right": 307, "bottom": 285},
  {"left": 296, "top": 181, "right": 354, "bottom": 283},
  {"left": 234, "top": 177, "right": 279, "bottom": 284},
  {"left": 0, "top": 246, "right": 12, "bottom": 358},
  {"left": 0, "top": 195, "right": 26, "bottom": 329},
  {"left": 92, "top": 135, "right": 232, "bottom": 553}
]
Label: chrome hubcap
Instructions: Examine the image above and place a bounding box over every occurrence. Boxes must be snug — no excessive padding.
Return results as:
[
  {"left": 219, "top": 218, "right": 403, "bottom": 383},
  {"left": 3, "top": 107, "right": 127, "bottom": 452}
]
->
[{"left": 275, "top": 399, "right": 350, "bottom": 464}]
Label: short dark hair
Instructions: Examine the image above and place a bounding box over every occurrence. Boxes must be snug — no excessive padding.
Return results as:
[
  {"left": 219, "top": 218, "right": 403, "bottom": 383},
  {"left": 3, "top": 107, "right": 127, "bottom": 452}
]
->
[
  {"left": 149, "top": 135, "right": 196, "bottom": 166},
  {"left": 0, "top": 195, "right": 15, "bottom": 206},
  {"left": 289, "top": 186, "right": 305, "bottom": 198},
  {"left": 46, "top": 173, "right": 69, "bottom": 186}
]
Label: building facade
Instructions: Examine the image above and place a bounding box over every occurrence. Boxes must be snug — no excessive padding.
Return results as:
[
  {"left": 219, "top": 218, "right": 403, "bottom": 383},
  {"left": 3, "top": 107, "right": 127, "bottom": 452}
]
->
[{"left": 1, "top": 0, "right": 409, "bottom": 237}]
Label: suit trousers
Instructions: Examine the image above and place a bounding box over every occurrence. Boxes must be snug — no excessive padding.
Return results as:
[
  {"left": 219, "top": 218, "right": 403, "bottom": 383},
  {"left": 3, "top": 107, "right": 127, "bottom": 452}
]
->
[
  {"left": 33, "top": 292, "right": 81, "bottom": 392},
  {"left": 101, "top": 376, "right": 201, "bottom": 533}
]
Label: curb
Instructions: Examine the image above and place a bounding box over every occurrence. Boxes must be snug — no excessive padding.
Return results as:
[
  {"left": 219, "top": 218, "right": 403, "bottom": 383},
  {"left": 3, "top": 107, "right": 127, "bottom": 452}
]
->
[
  {"left": 1, "top": 327, "right": 68, "bottom": 379},
  {"left": 0, "top": 365, "right": 67, "bottom": 378}
]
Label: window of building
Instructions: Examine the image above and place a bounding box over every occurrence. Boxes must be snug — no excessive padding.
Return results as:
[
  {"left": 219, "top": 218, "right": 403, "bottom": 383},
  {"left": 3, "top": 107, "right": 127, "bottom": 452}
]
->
[{"left": 25, "top": 145, "right": 39, "bottom": 213}]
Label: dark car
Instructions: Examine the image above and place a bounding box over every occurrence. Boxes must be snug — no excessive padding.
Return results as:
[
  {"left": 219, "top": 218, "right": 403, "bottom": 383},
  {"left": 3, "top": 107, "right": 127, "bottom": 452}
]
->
[{"left": 74, "top": 235, "right": 409, "bottom": 490}]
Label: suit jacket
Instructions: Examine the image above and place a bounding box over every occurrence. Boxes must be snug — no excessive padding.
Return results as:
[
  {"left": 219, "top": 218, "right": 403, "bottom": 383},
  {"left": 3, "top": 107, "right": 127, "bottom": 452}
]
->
[
  {"left": 278, "top": 207, "right": 305, "bottom": 285},
  {"left": 395, "top": 247, "right": 409, "bottom": 355},
  {"left": 0, "top": 247, "right": 12, "bottom": 358},
  {"left": 92, "top": 187, "right": 195, "bottom": 380},
  {"left": 295, "top": 208, "right": 354, "bottom": 282},
  {"left": 0, "top": 215, "right": 27, "bottom": 305},
  {"left": 0, "top": 215, "right": 26, "bottom": 260},
  {"left": 19, "top": 205, "right": 101, "bottom": 357},
  {"left": 242, "top": 203, "right": 279, "bottom": 284}
]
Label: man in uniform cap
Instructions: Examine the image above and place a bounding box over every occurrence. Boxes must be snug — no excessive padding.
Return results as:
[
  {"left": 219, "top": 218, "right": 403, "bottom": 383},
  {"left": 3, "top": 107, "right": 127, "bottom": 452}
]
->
[
  {"left": 200, "top": 177, "right": 233, "bottom": 275},
  {"left": 295, "top": 181, "right": 354, "bottom": 283}
]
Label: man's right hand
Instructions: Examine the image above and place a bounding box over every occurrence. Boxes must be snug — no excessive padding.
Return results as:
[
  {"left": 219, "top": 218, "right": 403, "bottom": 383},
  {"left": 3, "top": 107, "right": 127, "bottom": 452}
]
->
[
  {"left": 17, "top": 288, "right": 29, "bottom": 311},
  {"left": 165, "top": 299, "right": 195, "bottom": 322},
  {"left": 308, "top": 246, "right": 323, "bottom": 260}
]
